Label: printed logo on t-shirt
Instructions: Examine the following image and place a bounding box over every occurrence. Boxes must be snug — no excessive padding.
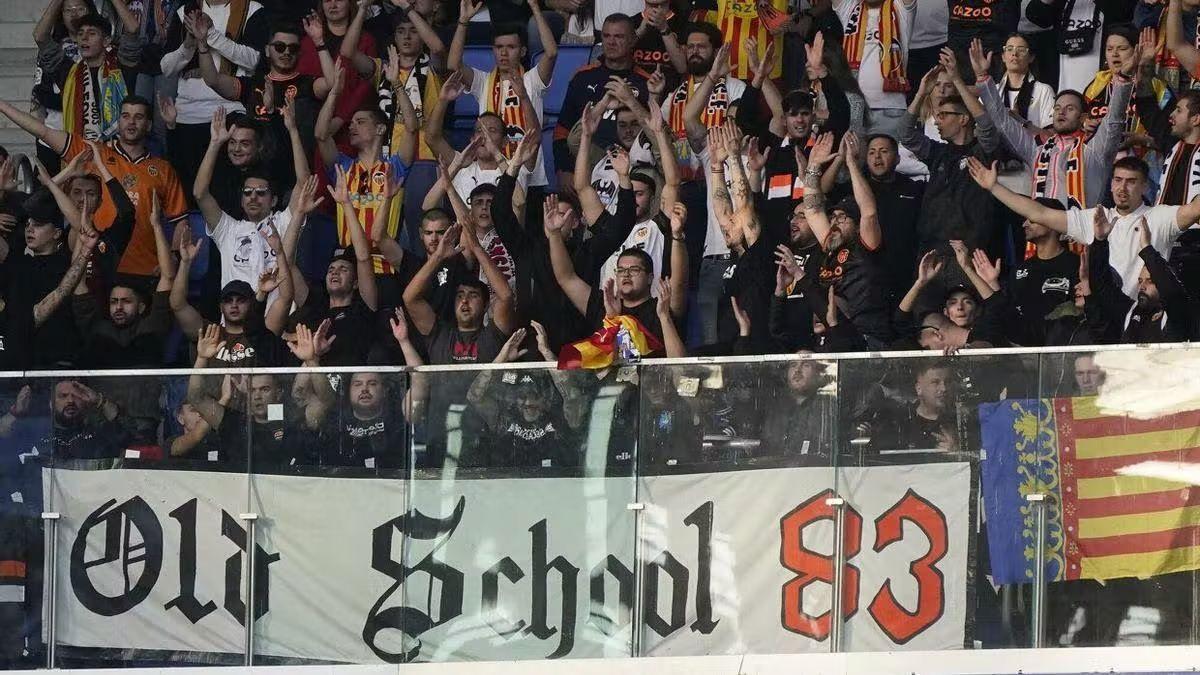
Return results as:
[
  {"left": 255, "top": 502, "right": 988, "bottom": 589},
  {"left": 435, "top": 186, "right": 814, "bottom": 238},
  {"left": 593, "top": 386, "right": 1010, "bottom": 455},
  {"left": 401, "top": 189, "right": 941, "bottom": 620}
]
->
[
  {"left": 1042, "top": 277, "right": 1071, "bottom": 294},
  {"left": 450, "top": 339, "right": 479, "bottom": 362},
  {"left": 216, "top": 341, "right": 255, "bottom": 363}
]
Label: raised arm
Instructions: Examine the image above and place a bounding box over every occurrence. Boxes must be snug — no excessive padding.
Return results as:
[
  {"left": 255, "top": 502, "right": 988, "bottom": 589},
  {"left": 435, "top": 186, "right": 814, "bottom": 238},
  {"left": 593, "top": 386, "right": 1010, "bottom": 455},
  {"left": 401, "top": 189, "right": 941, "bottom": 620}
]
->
[
  {"left": 150, "top": 194, "right": 175, "bottom": 293},
  {"left": 33, "top": 0, "right": 64, "bottom": 46},
  {"left": 801, "top": 132, "right": 838, "bottom": 249},
  {"left": 684, "top": 44, "right": 730, "bottom": 152},
  {"left": 328, "top": 164, "right": 379, "bottom": 310},
  {"left": 745, "top": 38, "right": 784, "bottom": 135},
  {"left": 970, "top": 39, "right": 1038, "bottom": 162},
  {"left": 391, "top": 0, "right": 445, "bottom": 61},
  {"left": 187, "top": 324, "right": 228, "bottom": 430},
  {"left": 170, "top": 230, "right": 205, "bottom": 337},
  {"left": 402, "top": 223, "right": 461, "bottom": 335},
  {"left": 302, "top": 11, "right": 338, "bottom": 95},
  {"left": 447, "top": 0, "right": 483, "bottom": 82},
  {"left": 194, "top": 108, "right": 231, "bottom": 230},
  {"left": 0, "top": 100, "right": 67, "bottom": 155},
  {"left": 339, "top": 0, "right": 377, "bottom": 77},
  {"left": 544, "top": 194, "right": 592, "bottom": 315},
  {"left": 35, "top": 229, "right": 96, "bottom": 327},
  {"left": 842, "top": 133, "right": 880, "bottom": 250},
  {"left": 460, "top": 223, "right": 516, "bottom": 334},
  {"left": 967, "top": 157, "right": 1069, "bottom": 233},
  {"left": 1167, "top": 0, "right": 1200, "bottom": 76},
  {"left": 655, "top": 279, "right": 687, "bottom": 357},
  {"left": 530, "top": 0, "right": 558, "bottom": 85},
  {"left": 194, "top": 20, "right": 241, "bottom": 100},
  {"left": 391, "top": 59, "right": 420, "bottom": 166},
  {"left": 424, "top": 70, "right": 464, "bottom": 165},
  {"left": 260, "top": 226, "right": 294, "bottom": 335},
  {"left": 204, "top": 8, "right": 264, "bottom": 72},
  {"left": 573, "top": 102, "right": 608, "bottom": 224},
  {"left": 314, "top": 65, "right": 345, "bottom": 169},
  {"left": 667, "top": 203, "right": 688, "bottom": 318},
  {"left": 1086, "top": 73, "right": 1134, "bottom": 162},
  {"left": 645, "top": 97, "right": 679, "bottom": 210},
  {"left": 901, "top": 66, "right": 941, "bottom": 160}
]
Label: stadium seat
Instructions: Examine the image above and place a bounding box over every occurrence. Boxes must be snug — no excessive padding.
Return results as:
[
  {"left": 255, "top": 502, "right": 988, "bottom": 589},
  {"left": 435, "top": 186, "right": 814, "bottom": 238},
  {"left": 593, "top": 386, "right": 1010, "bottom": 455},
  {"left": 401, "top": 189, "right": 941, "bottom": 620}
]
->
[{"left": 536, "top": 45, "right": 595, "bottom": 118}]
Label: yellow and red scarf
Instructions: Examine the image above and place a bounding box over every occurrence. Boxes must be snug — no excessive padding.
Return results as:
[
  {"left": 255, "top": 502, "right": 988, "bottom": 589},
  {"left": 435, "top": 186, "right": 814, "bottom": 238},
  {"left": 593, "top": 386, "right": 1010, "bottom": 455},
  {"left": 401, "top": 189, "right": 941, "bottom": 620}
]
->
[
  {"left": 485, "top": 68, "right": 529, "bottom": 157},
  {"left": 61, "top": 53, "right": 128, "bottom": 141},
  {"left": 842, "top": 0, "right": 909, "bottom": 93}
]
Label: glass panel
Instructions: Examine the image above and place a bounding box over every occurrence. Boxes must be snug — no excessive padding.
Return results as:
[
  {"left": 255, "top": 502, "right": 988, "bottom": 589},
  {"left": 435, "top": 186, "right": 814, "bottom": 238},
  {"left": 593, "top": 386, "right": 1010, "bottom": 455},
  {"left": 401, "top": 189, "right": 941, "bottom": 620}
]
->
[
  {"left": 836, "top": 352, "right": 1040, "bottom": 652},
  {"left": 406, "top": 364, "right": 638, "bottom": 662},
  {"left": 1033, "top": 347, "right": 1200, "bottom": 648},
  {"left": 39, "top": 371, "right": 247, "bottom": 668},
  {"left": 0, "top": 375, "right": 41, "bottom": 669},
  {"left": 635, "top": 359, "right": 838, "bottom": 656},
  {"left": 249, "top": 367, "right": 412, "bottom": 665}
]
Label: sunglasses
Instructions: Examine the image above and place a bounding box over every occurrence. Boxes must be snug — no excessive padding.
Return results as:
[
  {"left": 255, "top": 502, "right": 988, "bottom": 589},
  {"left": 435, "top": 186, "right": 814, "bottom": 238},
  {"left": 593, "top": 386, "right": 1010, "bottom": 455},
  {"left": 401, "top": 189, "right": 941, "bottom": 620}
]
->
[
  {"left": 270, "top": 42, "right": 301, "bottom": 54},
  {"left": 242, "top": 187, "right": 271, "bottom": 197}
]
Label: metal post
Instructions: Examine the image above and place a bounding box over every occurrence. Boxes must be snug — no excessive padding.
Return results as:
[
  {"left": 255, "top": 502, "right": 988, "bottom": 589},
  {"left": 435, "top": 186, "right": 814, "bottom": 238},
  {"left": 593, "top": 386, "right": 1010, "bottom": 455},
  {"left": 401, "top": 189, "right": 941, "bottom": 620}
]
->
[
  {"left": 41, "top": 512, "right": 60, "bottom": 669},
  {"left": 826, "top": 496, "right": 847, "bottom": 653},
  {"left": 628, "top": 501, "right": 645, "bottom": 657},
  {"left": 1026, "top": 494, "right": 1048, "bottom": 649},
  {"left": 240, "top": 513, "right": 259, "bottom": 666}
]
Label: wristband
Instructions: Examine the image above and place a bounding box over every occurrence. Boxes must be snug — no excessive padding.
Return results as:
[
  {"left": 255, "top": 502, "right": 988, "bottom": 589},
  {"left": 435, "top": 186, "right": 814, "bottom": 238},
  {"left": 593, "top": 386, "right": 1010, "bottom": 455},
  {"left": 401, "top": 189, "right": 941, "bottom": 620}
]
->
[
  {"left": 672, "top": 234, "right": 685, "bottom": 241},
  {"left": 314, "top": 42, "right": 328, "bottom": 51},
  {"left": 198, "top": 48, "right": 210, "bottom": 54}
]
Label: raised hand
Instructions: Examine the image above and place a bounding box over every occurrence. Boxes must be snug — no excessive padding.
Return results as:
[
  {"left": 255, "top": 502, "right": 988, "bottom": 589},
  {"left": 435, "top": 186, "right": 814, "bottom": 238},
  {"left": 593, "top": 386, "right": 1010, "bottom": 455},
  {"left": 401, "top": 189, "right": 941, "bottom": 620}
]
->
[
  {"left": 609, "top": 146, "right": 630, "bottom": 176},
  {"left": 949, "top": 240, "right": 970, "bottom": 268},
  {"left": 1136, "top": 26, "right": 1157, "bottom": 69},
  {"left": 602, "top": 277, "right": 621, "bottom": 317},
  {"left": 808, "top": 131, "right": 836, "bottom": 167},
  {"left": 916, "top": 64, "right": 943, "bottom": 100},
  {"left": 294, "top": 175, "right": 325, "bottom": 215},
  {"left": 968, "top": 38, "right": 992, "bottom": 81},
  {"left": 530, "top": 320, "right": 555, "bottom": 360},
  {"left": 803, "top": 31, "right": 825, "bottom": 78},
  {"left": 669, "top": 202, "right": 687, "bottom": 238},
  {"left": 605, "top": 75, "right": 635, "bottom": 105},
  {"left": 287, "top": 322, "right": 319, "bottom": 362},
  {"left": 385, "top": 44, "right": 403, "bottom": 86},
  {"left": 495, "top": 327, "right": 528, "bottom": 363},
  {"left": 966, "top": 157, "right": 998, "bottom": 191},
  {"left": 543, "top": 193, "right": 564, "bottom": 236},
  {"left": 839, "top": 131, "right": 861, "bottom": 163},
  {"left": 971, "top": 248, "right": 1002, "bottom": 288},
  {"left": 158, "top": 94, "right": 178, "bottom": 128},
  {"left": 433, "top": 223, "right": 462, "bottom": 260},
  {"left": 915, "top": 250, "right": 944, "bottom": 285},
  {"left": 281, "top": 92, "right": 297, "bottom": 131},
  {"left": 645, "top": 97, "right": 665, "bottom": 135},
  {"left": 302, "top": 10, "right": 325, "bottom": 44},
  {"left": 313, "top": 318, "right": 336, "bottom": 357},
  {"left": 1093, "top": 207, "right": 1114, "bottom": 241},
  {"left": 210, "top": 107, "right": 231, "bottom": 146},
  {"left": 1136, "top": 216, "right": 1152, "bottom": 250},
  {"left": 197, "top": 323, "right": 222, "bottom": 360},
  {"left": 513, "top": 130, "right": 540, "bottom": 166},
  {"left": 460, "top": 0, "right": 484, "bottom": 21},
  {"left": 179, "top": 225, "right": 202, "bottom": 263},
  {"left": 327, "top": 164, "right": 351, "bottom": 204},
  {"left": 745, "top": 136, "right": 770, "bottom": 172},
  {"left": 707, "top": 126, "right": 729, "bottom": 166},
  {"left": 390, "top": 307, "right": 411, "bottom": 344},
  {"left": 655, "top": 278, "right": 673, "bottom": 318},
  {"left": 938, "top": 46, "right": 963, "bottom": 82},
  {"left": 257, "top": 267, "right": 281, "bottom": 295}
]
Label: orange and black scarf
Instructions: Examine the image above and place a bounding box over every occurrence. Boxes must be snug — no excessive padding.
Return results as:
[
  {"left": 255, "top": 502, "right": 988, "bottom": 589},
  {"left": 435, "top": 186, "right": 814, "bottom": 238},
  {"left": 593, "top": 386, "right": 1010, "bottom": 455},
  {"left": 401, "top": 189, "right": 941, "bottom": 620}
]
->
[
  {"left": 1027, "top": 132, "right": 1086, "bottom": 259},
  {"left": 667, "top": 76, "right": 729, "bottom": 139},
  {"left": 842, "top": 0, "right": 909, "bottom": 93},
  {"left": 485, "top": 69, "right": 529, "bottom": 157}
]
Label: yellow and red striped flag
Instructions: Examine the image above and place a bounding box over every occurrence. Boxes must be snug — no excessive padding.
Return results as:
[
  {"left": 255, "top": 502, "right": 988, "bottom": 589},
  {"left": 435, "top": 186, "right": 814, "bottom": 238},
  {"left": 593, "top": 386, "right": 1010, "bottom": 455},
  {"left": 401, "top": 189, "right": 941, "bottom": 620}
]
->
[
  {"left": 558, "top": 315, "right": 664, "bottom": 370},
  {"left": 981, "top": 397, "right": 1200, "bottom": 583}
]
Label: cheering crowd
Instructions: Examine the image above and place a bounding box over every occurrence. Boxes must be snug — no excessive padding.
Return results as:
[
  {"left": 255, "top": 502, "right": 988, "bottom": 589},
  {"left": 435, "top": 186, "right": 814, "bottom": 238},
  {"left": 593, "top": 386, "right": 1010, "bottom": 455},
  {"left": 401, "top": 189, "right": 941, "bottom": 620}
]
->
[{"left": 0, "top": 0, "right": 1195, "bottom": 470}]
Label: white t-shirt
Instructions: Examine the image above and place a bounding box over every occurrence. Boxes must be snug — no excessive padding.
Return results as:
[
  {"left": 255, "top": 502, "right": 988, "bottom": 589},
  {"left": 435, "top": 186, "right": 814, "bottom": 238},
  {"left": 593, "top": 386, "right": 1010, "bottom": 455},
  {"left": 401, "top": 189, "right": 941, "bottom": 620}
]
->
[
  {"left": 1056, "top": 0, "right": 1104, "bottom": 93},
  {"left": 468, "top": 67, "right": 550, "bottom": 186},
  {"left": 590, "top": 132, "right": 655, "bottom": 213},
  {"left": 170, "top": 1, "right": 260, "bottom": 124},
  {"left": 697, "top": 146, "right": 750, "bottom": 257},
  {"left": 835, "top": 0, "right": 913, "bottom": 111},
  {"left": 208, "top": 207, "right": 292, "bottom": 306},
  {"left": 1065, "top": 204, "right": 1182, "bottom": 299},
  {"left": 451, "top": 157, "right": 530, "bottom": 205},
  {"left": 595, "top": 0, "right": 644, "bottom": 29},
  {"left": 599, "top": 219, "right": 665, "bottom": 297}
]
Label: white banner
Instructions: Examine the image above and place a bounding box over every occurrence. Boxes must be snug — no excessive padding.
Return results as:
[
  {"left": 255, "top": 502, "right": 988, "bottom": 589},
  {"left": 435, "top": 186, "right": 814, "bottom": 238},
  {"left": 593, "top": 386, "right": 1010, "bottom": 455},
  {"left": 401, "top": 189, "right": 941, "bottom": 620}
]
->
[{"left": 44, "top": 462, "right": 970, "bottom": 663}]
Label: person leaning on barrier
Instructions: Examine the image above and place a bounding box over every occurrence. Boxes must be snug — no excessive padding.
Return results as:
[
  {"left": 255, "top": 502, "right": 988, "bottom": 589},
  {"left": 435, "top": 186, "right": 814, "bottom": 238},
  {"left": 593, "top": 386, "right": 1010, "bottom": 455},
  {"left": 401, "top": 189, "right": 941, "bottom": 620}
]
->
[
  {"left": 463, "top": 323, "right": 582, "bottom": 470},
  {"left": 186, "top": 322, "right": 336, "bottom": 469}
]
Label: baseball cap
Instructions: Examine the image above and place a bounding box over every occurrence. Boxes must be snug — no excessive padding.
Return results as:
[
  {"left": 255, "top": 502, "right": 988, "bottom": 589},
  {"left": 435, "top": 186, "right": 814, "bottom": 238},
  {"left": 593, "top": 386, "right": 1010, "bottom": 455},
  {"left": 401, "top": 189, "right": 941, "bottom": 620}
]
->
[{"left": 220, "top": 280, "right": 255, "bottom": 301}]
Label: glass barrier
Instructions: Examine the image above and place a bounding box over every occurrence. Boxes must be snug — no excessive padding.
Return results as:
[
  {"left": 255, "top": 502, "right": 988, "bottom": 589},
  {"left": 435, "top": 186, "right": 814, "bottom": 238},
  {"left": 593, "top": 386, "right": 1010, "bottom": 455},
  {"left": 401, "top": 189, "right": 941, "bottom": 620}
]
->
[
  {"left": 405, "top": 365, "right": 639, "bottom": 662},
  {"left": 634, "top": 359, "right": 838, "bottom": 656},
  {"left": 5, "top": 345, "right": 1200, "bottom": 669}
]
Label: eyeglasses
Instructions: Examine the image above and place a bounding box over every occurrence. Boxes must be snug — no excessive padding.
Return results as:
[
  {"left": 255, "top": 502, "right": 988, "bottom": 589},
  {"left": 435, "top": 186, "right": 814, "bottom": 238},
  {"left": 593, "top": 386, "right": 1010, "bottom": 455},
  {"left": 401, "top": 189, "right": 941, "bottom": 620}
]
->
[
  {"left": 1002, "top": 46, "right": 1030, "bottom": 55},
  {"left": 242, "top": 187, "right": 271, "bottom": 197},
  {"left": 615, "top": 266, "right": 647, "bottom": 276},
  {"left": 270, "top": 42, "right": 301, "bottom": 54},
  {"left": 935, "top": 111, "right": 966, "bottom": 119}
]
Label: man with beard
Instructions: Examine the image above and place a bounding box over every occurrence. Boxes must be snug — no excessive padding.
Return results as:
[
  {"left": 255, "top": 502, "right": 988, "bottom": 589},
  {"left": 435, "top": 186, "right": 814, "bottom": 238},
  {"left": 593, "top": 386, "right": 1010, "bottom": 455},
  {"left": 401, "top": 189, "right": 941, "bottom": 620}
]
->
[
  {"left": 759, "top": 356, "right": 836, "bottom": 462},
  {"left": 974, "top": 38, "right": 1130, "bottom": 210},
  {"left": 878, "top": 361, "right": 959, "bottom": 453},
  {"left": 197, "top": 23, "right": 328, "bottom": 193},
  {"left": 803, "top": 132, "right": 895, "bottom": 349},
  {"left": 969, "top": 156, "right": 1200, "bottom": 299},
  {"left": 73, "top": 190, "right": 176, "bottom": 369},
  {"left": 900, "top": 50, "right": 1000, "bottom": 257},
  {"left": 188, "top": 323, "right": 335, "bottom": 469},
  {"left": 329, "top": 368, "right": 422, "bottom": 470},
  {"left": 570, "top": 78, "right": 658, "bottom": 215},
  {"left": 768, "top": 203, "right": 827, "bottom": 352},
  {"left": 464, "top": 324, "right": 581, "bottom": 469},
  {"left": 1088, "top": 212, "right": 1197, "bottom": 342},
  {"left": 0, "top": 96, "right": 190, "bottom": 278},
  {"left": 1001, "top": 199, "right": 1081, "bottom": 346},
  {"left": 44, "top": 379, "right": 141, "bottom": 460},
  {"left": 670, "top": 24, "right": 745, "bottom": 185}
]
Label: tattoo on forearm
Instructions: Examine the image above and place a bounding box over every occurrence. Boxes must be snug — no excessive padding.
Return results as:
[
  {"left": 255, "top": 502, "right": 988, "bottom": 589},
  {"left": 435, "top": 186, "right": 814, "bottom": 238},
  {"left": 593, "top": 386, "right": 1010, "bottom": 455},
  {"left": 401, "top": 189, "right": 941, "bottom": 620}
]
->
[{"left": 802, "top": 170, "right": 824, "bottom": 211}]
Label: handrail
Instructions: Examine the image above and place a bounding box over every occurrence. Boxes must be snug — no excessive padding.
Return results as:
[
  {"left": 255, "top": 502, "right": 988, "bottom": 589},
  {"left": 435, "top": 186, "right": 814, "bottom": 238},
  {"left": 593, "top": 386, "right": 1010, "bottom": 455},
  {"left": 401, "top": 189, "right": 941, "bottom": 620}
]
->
[{"left": 3, "top": 341, "right": 1197, "bottom": 378}]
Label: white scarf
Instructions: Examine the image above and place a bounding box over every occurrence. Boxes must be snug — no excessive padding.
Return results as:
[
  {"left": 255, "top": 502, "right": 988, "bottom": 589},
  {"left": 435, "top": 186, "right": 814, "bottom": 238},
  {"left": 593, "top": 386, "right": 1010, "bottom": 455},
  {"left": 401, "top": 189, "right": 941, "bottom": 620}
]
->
[{"left": 1157, "top": 140, "right": 1200, "bottom": 206}]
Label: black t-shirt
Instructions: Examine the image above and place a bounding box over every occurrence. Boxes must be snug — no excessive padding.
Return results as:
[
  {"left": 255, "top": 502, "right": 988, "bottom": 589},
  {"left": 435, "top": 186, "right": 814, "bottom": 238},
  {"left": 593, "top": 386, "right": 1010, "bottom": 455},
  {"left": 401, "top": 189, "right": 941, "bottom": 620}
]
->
[
  {"left": 297, "top": 288, "right": 377, "bottom": 367},
  {"left": 631, "top": 12, "right": 688, "bottom": 74},
  {"left": 425, "top": 321, "right": 507, "bottom": 366},
  {"left": 584, "top": 289, "right": 665, "bottom": 355},
  {"left": 948, "top": 0, "right": 1019, "bottom": 47},
  {"left": 1012, "top": 249, "right": 1080, "bottom": 326},
  {"left": 235, "top": 72, "right": 319, "bottom": 187},
  {"left": 218, "top": 406, "right": 322, "bottom": 470},
  {"left": 4, "top": 251, "right": 79, "bottom": 368},
  {"left": 818, "top": 241, "right": 892, "bottom": 343},
  {"left": 870, "top": 175, "right": 924, "bottom": 303},
  {"left": 332, "top": 406, "right": 407, "bottom": 469},
  {"left": 717, "top": 235, "right": 776, "bottom": 350},
  {"left": 0, "top": 298, "right": 35, "bottom": 371}
]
